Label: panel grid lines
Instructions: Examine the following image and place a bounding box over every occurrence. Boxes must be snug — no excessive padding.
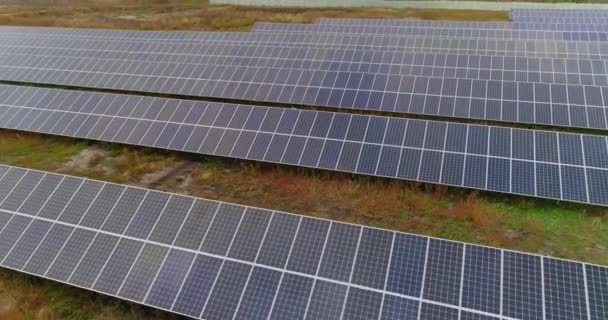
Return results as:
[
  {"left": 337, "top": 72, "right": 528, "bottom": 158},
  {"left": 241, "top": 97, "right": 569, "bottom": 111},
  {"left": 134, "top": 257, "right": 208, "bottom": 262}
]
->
[
  {"left": 0, "top": 16, "right": 607, "bottom": 320},
  {"left": 3, "top": 55, "right": 608, "bottom": 130},
  {"left": 1, "top": 85, "right": 607, "bottom": 206},
  {"left": 0, "top": 165, "right": 601, "bottom": 320}
]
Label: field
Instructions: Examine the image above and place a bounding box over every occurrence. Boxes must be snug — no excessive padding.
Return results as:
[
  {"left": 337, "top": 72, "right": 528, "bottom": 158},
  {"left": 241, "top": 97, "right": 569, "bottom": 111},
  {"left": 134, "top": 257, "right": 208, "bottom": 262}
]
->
[{"left": 0, "top": 1, "right": 606, "bottom": 319}]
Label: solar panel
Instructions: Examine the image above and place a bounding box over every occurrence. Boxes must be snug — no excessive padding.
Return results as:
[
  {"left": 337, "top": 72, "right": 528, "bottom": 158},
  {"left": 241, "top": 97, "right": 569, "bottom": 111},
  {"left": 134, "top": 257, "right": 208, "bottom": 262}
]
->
[
  {"left": 2, "top": 28, "right": 608, "bottom": 60},
  {"left": 0, "top": 164, "right": 605, "bottom": 320},
  {"left": 321, "top": 17, "right": 608, "bottom": 35},
  {"left": 314, "top": 17, "right": 608, "bottom": 32},
  {"left": 252, "top": 22, "right": 608, "bottom": 42},
  {"left": 0, "top": 84, "right": 607, "bottom": 206},
  {"left": 515, "top": 23, "right": 608, "bottom": 33},
  {"left": 511, "top": 8, "right": 608, "bottom": 18},
  {"left": 3, "top": 36, "right": 608, "bottom": 87},
  {"left": 315, "top": 18, "right": 513, "bottom": 28},
  {"left": 515, "top": 16, "right": 608, "bottom": 23},
  {"left": 2, "top": 51, "right": 608, "bottom": 130}
]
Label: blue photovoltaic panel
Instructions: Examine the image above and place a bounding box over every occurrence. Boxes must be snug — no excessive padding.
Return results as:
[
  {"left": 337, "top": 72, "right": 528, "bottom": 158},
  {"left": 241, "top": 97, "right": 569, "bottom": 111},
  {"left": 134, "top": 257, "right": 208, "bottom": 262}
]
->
[
  {"left": 252, "top": 22, "right": 608, "bottom": 42},
  {"left": 502, "top": 251, "right": 544, "bottom": 320},
  {"left": 461, "top": 246, "right": 501, "bottom": 314},
  {"left": 0, "top": 165, "right": 605, "bottom": 320},
  {"left": 586, "top": 265, "right": 608, "bottom": 320},
  {"left": 3, "top": 25, "right": 608, "bottom": 60},
  {"left": 351, "top": 228, "right": 393, "bottom": 289},
  {"left": 2, "top": 51, "right": 608, "bottom": 129},
  {"left": 234, "top": 267, "right": 281, "bottom": 320},
  {"left": 4, "top": 32, "right": 608, "bottom": 86},
  {"left": 1, "top": 85, "right": 607, "bottom": 206},
  {"left": 422, "top": 239, "right": 463, "bottom": 306},
  {"left": 305, "top": 280, "right": 347, "bottom": 320}
]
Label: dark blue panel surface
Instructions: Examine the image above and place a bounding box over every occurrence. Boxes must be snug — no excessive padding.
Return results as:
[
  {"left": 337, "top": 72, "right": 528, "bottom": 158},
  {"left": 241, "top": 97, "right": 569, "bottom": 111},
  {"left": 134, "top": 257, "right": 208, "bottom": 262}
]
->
[
  {"left": 586, "top": 265, "right": 608, "bottom": 320},
  {"left": 58, "top": 180, "right": 103, "bottom": 224},
  {"left": 172, "top": 255, "right": 222, "bottom": 317},
  {"left": 462, "top": 245, "right": 501, "bottom": 314},
  {"left": 503, "top": 251, "right": 543, "bottom": 320},
  {"left": 200, "top": 204, "right": 244, "bottom": 255},
  {"left": 544, "top": 258, "right": 588, "bottom": 320},
  {"left": 381, "top": 295, "right": 419, "bottom": 320},
  {"left": 2, "top": 219, "right": 51, "bottom": 269},
  {"left": 460, "top": 311, "right": 501, "bottom": 320},
  {"left": 203, "top": 260, "right": 251, "bottom": 320},
  {"left": 0, "top": 170, "right": 44, "bottom": 212},
  {"left": 148, "top": 196, "right": 194, "bottom": 245},
  {"left": 270, "top": 273, "right": 314, "bottom": 320},
  {"left": 257, "top": 213, "right": 300, "bottom": 268},
  {"left": 45, "top": 228, "right": 95, "bottom": 282},
  {"left": 423, "top": 239, "right": 463, "bottom": 305},
  {"left": 305, "top": 281, "right": 347, "bottom": 320},
  {"left": 23, "top": 223, "right": 73, "bottom": 275},
  {"left": 287, "top": 218, "right": 330, "bottom": 275},
  {"left": 318, "top": 223, "right": 360, "bottom": 282},
  {"left": 343, "top": 288, "right": 383, "bottom": 320},
  {"left": 68, "top": 233, "right": 119, "bottom": 288},
  {"left": 173, "top": 200, "right": 219, "bottom": 250},
  {"left": 37, "top": 177, "right": 82, "bottom": 220},
  {"left": 351, "top": 228, "right": 393, "bottom": 289},
  {"left": 79, "top": 184, "right": 125, "bottom": 229},
  {"left": 419, "top": 302, "right": 459, "bottom": 320},
  {"left": 234, "top": 267, "right": 281, "bottom": 320},
  {"left": 386, "top": 233, "right": 427, "bottom": 296},
  {"left": 124, "top": 191, "right": 171, "bottom": 239},
  {"left": 101, "top": 187, "right": 147, "bottom": 234},
  {"left": 18, "top": 174, "right": 63, "bottom": 216},
  {"left": 228, "top": 208, "right": 272, "bottom": 262},
  {"left": 94, "top": 238, "right": 144, "bottom": 295},
  {"left": 145, "top": 249, "right": 194, "bottom": 310},
  {"left": 118, "top": 244, "right": 169, "bottom": 301}
]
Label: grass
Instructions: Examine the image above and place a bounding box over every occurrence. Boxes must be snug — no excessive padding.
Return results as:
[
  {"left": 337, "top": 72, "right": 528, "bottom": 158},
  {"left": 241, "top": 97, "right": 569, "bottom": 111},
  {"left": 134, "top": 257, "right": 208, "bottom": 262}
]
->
[
  {"left": 0, "top": 1, "right": 606, "bottom": 319},
  {"left": 0, "top": 0, "right": 509, "bottom": 32}
]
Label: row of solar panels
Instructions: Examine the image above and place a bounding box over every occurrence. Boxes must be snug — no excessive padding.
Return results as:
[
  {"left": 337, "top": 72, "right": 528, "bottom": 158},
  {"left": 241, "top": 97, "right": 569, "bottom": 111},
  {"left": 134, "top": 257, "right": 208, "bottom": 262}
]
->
[
  {"left": 1, "top": 84, "right": 607, "bottom": 206},
  {"left": 4, "top": 27, "right": 608, "bottom": 56},
  {"left": 510, "top": 8, "right": 608, "bottom": 18},
  {"left": 3, "top": 51, "right": 608, "bottom": 130},
  {"left": 0, "top": 20, "right": 606, "bottom": 46},
  {"left": 0, "top": 24, "right": 608, "bottom": 206},
  {"left": 314, "top": 17, "right": 608, "bottom": 32},
  {"left": 7, "top": 32, "right": 608, "bottom": 63},
  {"left": 5, "top": 34, "right": 608, "bottom": 82},
  {"left": 0, "top": 165, "right": 605, "bottom": 320},
  {"left": 253, "top": 22, "right": 608, "bottom": 41}
]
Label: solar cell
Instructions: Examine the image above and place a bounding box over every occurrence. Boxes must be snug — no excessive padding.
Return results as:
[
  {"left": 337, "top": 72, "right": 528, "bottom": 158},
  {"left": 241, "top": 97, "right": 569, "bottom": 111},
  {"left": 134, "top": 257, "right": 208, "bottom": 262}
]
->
[
  {"left": 234, "top": 267, "right": 281, "bottom": 320},
  {"left": 0, "top": 165, "right": 606, "bottom": 319}
]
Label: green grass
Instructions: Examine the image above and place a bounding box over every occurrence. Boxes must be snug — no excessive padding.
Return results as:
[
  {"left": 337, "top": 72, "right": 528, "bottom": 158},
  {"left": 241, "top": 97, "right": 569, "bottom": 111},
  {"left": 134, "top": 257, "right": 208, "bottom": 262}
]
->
[{"left": 0, "top": 133, "right": 90, "bottom": 170}]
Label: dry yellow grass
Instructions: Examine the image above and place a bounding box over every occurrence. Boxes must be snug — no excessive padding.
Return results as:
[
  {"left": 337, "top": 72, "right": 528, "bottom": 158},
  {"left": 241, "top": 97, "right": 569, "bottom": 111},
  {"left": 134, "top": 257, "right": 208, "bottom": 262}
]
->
[{"left": 0, "top": 0, "right": 509, "bottom": 31}]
